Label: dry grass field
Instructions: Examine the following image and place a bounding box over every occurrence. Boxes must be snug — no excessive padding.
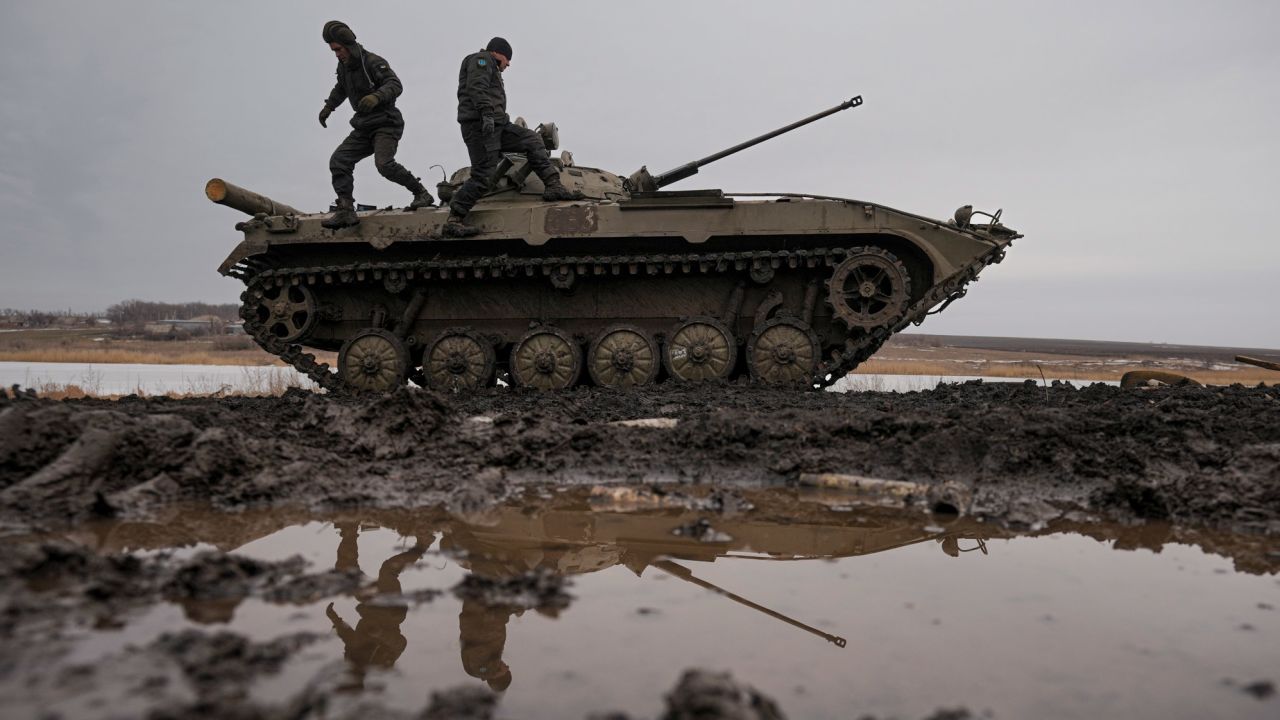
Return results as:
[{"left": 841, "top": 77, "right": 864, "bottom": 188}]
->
[
  {"left": 0, "top": 327, "right": 336, "bottom": 367},
  {"left": 863, "top": 334, "right": 1280, "bottom": 386},
  {"left": 27, "top": 371, "right": 309, "bottom": 401}
]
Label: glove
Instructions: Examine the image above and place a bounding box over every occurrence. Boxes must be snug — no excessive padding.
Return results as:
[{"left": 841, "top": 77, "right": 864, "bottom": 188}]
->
[
  {"left": 318, "top": 105, "right": 332, "bottom": 128},
  {"left": 481, "top": 114, "right": 495, "bottom": 135},
  {"left": 358, "top": 94, "right": 379, "bottom": 112}
]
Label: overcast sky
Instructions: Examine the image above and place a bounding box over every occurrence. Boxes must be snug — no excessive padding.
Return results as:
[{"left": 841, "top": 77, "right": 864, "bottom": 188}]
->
[{"left": 1, "top": 1, "right": 1277, "bottom": 347}]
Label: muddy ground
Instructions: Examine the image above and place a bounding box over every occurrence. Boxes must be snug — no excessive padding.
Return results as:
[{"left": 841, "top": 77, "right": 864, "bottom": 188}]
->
[
  {"left": 2, "top": 381, "right": 1278, "bottom": 718},
  {"left": 3, "top": 380, "right": 1279, "bottom": 535}
]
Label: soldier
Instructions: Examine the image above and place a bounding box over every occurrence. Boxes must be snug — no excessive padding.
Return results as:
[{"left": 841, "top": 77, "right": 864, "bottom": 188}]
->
[
  {"left": 318, "top": 20, "right": 434, "bottom": 230},
  {"left": 443, "top": 37, "right": 583, "bottom": 238}
]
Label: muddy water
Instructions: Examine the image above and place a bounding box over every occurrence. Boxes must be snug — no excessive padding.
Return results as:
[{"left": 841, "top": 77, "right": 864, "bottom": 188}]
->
[{"left": 6, "top": 488, "right": 1279, "bottom": 719}]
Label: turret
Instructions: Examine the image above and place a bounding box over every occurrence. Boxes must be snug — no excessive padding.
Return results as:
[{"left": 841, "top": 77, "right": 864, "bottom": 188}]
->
[{"left": 627, "top": 96, "right": 863, "bottom": 192}]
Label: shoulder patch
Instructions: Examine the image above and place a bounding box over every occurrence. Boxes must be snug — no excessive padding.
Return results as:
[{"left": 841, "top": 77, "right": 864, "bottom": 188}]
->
[{"left": 477, "top": 58, "right": 486, "bottom": 67}]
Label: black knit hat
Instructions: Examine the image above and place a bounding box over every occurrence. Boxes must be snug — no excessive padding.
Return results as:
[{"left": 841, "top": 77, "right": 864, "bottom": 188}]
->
[
  {"left": 486, "top": 36, "right": 513, "bottom": 60},
  {"left": 322, "top": 21, "right": 356, "bottom": 45}
]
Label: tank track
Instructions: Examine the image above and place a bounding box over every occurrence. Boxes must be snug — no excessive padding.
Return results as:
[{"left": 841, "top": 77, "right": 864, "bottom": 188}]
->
[{"left": 236, "top": 242, "right": 1008, "bottom": 392}]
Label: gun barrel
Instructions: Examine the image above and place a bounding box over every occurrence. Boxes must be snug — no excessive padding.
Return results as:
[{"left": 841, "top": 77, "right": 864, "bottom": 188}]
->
[
  {"left": 205, "top": 178, "right": 303, "bottom": 217},
  {"left": 653, "top": 559, "right": 847, "bottom": 648},
  {"left": 652, "top": 96, "right": 863, "bottom": 189}
]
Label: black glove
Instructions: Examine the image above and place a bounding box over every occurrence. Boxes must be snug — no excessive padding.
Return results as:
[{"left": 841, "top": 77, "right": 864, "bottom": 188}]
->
[
  {"left": 358, "top": 94, "right": 379, "bottom": 112},
  {"left": 481, "top": 115, "right": 496, "bottom": 135},
  {"left": 319, "top": 105, "right": 332, "bottom": 128}
]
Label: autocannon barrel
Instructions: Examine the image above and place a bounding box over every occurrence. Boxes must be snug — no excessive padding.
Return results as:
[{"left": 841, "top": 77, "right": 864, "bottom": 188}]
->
[
  {"left": 651, "top": 96, "right": 863, "bottom": 189},
  {"left": 205, "top": 178, "right": 303, "bottom": 217}
]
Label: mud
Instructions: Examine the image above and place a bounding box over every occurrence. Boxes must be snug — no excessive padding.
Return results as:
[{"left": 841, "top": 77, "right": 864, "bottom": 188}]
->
[
  {"left": 1, "top": 381, "right": 1279, "bottom": 718},
  {"left": 453, "top": 569, "right": 573, "bottom": 612},
  {"left": 3, "top": 382, "right": 1279, "bottom": 536}
]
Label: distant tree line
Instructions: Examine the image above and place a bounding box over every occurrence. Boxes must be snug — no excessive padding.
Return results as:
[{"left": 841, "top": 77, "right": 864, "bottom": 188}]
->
[
  {"left": 1, "top": 301, "right": 241, "bottom": 328},
  {"left": 0, "top": 308, "right": 96, "bottom": 327},
  {"left": 105, "top": 300, "right": 241, "bottom": 325}
]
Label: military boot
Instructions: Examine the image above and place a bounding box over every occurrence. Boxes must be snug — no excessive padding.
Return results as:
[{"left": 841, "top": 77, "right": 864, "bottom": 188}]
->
[
  {"left": 541, "top": 182, "right": 585, "bottom": 202},
  {"left": 441, "top": 211, "right": 481, "bottom": 238},
  {"left": 321, "top": 197, "right": 359, "bottom": 229},
  {"left": 408, "top": 185, "right": 435, "bottom": 210}
]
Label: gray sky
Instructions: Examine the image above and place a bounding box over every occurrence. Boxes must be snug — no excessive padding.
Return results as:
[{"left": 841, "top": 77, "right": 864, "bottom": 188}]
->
[{"left": 2, "top": 1, "right": 1277, "bottom": 347}]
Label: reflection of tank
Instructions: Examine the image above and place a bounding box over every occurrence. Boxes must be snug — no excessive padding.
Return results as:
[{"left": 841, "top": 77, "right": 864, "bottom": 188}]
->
[
  {"left": 208, "top": 97, "right": 1021, "bottom": 392},
  {"left": 55, "top": 488, "right": 994, "bottom": 651},
  {"left": 46, "top": 488, "right": 1280, "bottom": 693}
]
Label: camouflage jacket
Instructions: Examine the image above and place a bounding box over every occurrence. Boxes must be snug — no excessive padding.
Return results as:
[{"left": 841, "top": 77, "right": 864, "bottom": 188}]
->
[
  {"left": 324, "top": 44, "right": 405, "bottom": 130},
  {"left": 456, "top": 49, "right": 509, "bottom": 124}
]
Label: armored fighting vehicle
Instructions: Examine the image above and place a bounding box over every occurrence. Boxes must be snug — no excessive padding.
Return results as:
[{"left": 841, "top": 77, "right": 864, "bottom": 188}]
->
[{"left": 209, "top": 97, "right": 1020, "bottom": 392}]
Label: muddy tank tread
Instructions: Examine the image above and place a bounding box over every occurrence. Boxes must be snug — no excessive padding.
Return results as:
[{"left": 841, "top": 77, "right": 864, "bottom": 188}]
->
[
  {"left": 236, "top": 242, "right": 1008, "bottom": 392},
  {"left": 238, "top": 289, "right": 348, "bottom": 394},
  {"left": 819, "top": 244, "right": 1006, "bottom": 387}
]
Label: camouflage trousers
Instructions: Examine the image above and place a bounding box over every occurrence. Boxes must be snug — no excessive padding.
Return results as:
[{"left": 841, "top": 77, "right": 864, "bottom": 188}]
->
[
  {"left": 449, "top": 120, "right": 558, "bottom": 216},
  {"left": 329, "top": 124, "right": 422, "bottom": 201}
]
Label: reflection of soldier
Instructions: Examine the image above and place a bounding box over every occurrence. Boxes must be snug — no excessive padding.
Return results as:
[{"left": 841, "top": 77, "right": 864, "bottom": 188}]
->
[
  {"left": 325, "top": 521, "right": 427, "bottom": 688},
  {"left": 440, "top": 522, "right": 577, "bottom": 692},
  {"left": 459, "top": 600, "right": 515, "bottom": 691}
]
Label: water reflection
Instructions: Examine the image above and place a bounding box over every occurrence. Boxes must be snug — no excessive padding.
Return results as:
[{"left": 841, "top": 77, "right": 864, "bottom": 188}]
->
[
  {"left": 327, "top": 521, "right": 429, "bottom": 690},
  {"left": 37, "top": 485, "right": 1280, "bottom": 701}
]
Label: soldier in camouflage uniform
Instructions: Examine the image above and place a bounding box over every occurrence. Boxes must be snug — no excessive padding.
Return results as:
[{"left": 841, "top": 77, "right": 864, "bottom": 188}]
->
[
  {"left": 318, "top": 20, "right": 434, "bottom": 230},
  {"left": 443, "top": 37, "right": 583, "bottom": 238}
]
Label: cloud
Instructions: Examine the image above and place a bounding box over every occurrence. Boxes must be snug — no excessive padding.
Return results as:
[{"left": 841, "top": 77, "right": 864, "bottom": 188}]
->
[{"left": 0, "top": 0, "right": 1277, "bottom": 347}]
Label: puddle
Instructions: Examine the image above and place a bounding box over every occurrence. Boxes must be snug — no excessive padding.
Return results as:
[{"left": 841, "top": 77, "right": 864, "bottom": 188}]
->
[{"left": 4, "top": 487, "right": 1278, "bottom": 719}]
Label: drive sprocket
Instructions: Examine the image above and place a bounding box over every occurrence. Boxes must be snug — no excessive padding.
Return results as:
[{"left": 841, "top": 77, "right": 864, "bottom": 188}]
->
[
  {"left": 248, "top": 285, "right": 318, "bottom": 342},
  {"left": 826, "top": 248, "right": 911, "bottom": 330}
]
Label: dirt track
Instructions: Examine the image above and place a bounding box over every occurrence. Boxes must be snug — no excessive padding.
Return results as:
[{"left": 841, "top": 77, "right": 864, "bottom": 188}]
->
[{"left": 2, "top": 381, "right": 1279, "bottom": 718}]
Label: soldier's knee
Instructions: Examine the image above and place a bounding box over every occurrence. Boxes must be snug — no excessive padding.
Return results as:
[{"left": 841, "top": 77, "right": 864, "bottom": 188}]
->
[
  {"left": 374, "top": 158, "right": 397, "bottom": 177},
  {"left": 330, "top": 153, "right": 353, "bottom": 173}
]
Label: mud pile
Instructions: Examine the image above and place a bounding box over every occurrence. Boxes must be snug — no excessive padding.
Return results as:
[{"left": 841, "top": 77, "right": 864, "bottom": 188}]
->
[{"left": 2, "top": 381, "right": 1279, "bottom": 535}]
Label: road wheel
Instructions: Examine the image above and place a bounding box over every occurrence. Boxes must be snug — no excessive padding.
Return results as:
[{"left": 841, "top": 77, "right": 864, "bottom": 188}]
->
[
  {"left": 588, "top": 324, "right": 659, "bottom": 387},
  {"left": 747, "top": 318, "right": 820, "bottom": 385},
  {"left": 338, "top": 329, "right": 409, "bottom": 392},
  {"left": 425, "top": 329, "right": 495, "bottom": 391},
  {"left": 664, "top": 317, "right": 735, "bottom": 382},
  {"left": 510, "top": 327, "right": 582, "bottom": 390}
]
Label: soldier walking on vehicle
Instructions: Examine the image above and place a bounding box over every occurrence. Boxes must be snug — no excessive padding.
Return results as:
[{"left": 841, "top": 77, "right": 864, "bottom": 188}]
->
[
  {"left": 443, "top": 37, "right": 583, "bottom": 238},
  {"left": 318, "top": 20, "right": 435, "bottom": 230}
]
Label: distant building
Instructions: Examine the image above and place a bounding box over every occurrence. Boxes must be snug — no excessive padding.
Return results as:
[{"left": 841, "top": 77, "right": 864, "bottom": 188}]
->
[{"left": 144, "top": 318, "right": 222, "bottom": 336}]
